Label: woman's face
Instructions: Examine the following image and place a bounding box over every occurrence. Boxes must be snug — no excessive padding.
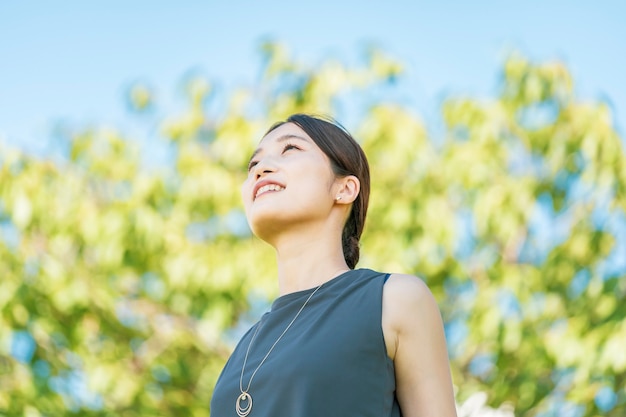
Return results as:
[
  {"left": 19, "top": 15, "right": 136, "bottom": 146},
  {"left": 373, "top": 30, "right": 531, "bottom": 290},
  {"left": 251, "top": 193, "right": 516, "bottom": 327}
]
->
[{"left": 241, "top": 122, "right": 339, "bottom": 240}]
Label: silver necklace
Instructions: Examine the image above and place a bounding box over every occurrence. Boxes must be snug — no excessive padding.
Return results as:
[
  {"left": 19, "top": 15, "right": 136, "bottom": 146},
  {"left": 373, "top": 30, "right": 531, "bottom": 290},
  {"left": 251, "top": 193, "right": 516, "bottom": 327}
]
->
[{"left": 236, "top": 283, "right": 324, "bottom": 417}]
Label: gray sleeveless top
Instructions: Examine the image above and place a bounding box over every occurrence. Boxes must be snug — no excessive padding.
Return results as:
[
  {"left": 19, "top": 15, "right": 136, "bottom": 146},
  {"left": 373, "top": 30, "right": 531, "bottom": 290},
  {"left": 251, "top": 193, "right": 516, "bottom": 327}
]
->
[{"left": 210, "top": 268, "right": 402, "bottom": 416}]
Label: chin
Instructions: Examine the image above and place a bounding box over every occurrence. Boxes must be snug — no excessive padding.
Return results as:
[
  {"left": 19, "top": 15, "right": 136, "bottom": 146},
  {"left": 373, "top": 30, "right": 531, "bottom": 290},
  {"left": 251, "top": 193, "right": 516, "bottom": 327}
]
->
[
  {"left": 248, "top": 209, "right": 288, "bottom": 238},
  {"left": 248, "top": 208, "right": 307, "bottom": 243}
]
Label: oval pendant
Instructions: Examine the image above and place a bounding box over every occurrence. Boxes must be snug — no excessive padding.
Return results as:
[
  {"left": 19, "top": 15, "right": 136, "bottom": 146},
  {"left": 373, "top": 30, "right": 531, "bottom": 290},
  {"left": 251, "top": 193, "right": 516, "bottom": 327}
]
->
[{"left": 236, "top": 392, "right": 253, "bottom": 417}]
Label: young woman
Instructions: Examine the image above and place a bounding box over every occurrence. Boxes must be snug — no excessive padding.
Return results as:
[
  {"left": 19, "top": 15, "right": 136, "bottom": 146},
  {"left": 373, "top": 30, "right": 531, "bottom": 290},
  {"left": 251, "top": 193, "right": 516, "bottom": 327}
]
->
[{"left": 210, "top": 114, "right": 457, "bottom": 417}]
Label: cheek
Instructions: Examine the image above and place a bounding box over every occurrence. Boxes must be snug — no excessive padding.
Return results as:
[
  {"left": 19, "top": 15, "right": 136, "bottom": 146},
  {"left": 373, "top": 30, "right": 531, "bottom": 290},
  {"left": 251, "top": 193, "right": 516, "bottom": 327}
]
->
[
  {"left": 241, "top": 175, "right": 253, "bottom": 195},
  {"left": 240, "top": 180, "right": 252, "bottom": 207}
]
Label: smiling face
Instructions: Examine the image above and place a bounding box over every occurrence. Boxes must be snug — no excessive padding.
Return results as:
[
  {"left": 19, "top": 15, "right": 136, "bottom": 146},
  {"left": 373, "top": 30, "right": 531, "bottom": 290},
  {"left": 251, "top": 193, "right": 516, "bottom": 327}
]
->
[{"left": 241, "top": 122, "right": 341, "bottom": 242}]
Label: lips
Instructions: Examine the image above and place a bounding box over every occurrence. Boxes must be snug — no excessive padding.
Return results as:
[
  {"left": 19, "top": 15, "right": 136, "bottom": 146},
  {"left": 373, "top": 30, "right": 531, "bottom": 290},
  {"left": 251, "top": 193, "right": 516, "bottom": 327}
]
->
[{"left": 252, "top": 180, "right": 286, "bottom": 200}]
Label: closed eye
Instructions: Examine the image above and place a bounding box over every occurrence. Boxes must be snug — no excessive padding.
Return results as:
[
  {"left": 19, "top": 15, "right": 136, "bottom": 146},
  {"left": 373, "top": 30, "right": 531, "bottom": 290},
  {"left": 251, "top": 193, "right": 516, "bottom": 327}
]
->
[
  {"left": 282, "top": 143, "right": 301, "bottom": 153},
  {"left": 247, "top": 143, "right": 301, "bottom": 172}
]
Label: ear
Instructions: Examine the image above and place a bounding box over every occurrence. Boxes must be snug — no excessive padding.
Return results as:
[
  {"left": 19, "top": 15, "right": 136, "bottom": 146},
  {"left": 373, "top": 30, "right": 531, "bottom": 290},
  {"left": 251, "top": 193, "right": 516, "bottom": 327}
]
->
[{"left": 334, "top": 175, "right": 360, "bottom": 205}]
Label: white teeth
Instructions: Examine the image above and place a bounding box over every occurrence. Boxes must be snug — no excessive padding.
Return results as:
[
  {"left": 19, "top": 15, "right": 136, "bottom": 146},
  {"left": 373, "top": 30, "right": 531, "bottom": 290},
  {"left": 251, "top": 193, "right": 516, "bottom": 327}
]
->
[{"left": 255, "top": 184, "right": 285, "bottom": 198}]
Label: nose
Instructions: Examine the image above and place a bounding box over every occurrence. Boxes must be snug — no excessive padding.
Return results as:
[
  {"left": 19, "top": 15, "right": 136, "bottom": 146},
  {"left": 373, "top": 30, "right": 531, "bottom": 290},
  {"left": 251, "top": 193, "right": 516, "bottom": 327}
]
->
[{"left": 252, "top": 156, "right": 277, "bottom": 180}]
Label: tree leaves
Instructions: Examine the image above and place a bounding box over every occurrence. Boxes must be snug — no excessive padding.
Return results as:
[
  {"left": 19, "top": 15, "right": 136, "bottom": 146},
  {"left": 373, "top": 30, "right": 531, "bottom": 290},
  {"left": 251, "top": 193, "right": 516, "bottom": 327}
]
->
[{"left": 1, "top": 44, "right": 624, "bottom": 416}]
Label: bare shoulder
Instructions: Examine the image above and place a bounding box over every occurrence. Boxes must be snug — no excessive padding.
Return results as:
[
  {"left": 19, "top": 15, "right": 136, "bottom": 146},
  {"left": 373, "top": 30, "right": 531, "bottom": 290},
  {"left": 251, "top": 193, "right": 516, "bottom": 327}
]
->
[
  {"left": 382, "top": 273, "right": 457, "bottom": 416},
  {"left": 383, "top": 273, "right": 441, "bottom": 320},
  {"left": 383, "top": 273, "right": 434, "bottom": 301},
  {"left": 382, "top": 273, "right": 444, "bottom": 359}
]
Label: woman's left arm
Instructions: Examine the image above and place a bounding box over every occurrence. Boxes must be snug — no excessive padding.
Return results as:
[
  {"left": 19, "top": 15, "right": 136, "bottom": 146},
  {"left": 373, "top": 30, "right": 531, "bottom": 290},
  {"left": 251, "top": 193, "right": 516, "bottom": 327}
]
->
[{"left": 382, "top": 273, "right": 458, "bottom": 417}]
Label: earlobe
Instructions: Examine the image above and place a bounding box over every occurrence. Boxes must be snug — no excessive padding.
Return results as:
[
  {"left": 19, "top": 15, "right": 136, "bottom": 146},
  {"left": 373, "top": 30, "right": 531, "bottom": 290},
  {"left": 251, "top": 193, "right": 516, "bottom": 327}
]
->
[{"left": 335, "top": 175, "right": 360, "bottom": 204}]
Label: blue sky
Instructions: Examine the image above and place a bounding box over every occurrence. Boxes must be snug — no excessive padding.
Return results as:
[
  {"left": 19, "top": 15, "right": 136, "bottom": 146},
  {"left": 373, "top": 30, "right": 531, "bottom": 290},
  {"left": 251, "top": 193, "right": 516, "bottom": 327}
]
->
[{"left": 1, "top": 0, "right": 624, "bottom": 153}]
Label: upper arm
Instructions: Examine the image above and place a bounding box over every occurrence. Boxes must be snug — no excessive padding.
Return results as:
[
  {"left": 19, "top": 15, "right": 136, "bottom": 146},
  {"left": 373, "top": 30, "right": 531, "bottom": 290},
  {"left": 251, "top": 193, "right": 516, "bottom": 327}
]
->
[{"left": 382, "top": 273, "right": 457, "bottom": 417}]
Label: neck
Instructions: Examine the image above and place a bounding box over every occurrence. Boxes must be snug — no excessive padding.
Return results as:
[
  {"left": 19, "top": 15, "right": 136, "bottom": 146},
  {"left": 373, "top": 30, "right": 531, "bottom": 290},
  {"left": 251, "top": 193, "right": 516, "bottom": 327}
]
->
[{"left": 272, "top": 224, "right": 351, "bottom": 296}]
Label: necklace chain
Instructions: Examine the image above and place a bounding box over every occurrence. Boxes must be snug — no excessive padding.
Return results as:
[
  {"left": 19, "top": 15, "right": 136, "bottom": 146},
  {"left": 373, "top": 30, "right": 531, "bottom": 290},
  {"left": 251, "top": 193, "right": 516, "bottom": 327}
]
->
[{"left": 236, "top": 283, "right": 324, "bottom": 416}]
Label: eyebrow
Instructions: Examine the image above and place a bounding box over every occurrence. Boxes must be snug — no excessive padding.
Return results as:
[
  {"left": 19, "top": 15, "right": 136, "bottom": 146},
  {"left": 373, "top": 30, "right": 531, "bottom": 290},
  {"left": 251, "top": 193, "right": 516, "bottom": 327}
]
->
[{"left": 248, "top": 134, "right": 310, "bottom": 162}]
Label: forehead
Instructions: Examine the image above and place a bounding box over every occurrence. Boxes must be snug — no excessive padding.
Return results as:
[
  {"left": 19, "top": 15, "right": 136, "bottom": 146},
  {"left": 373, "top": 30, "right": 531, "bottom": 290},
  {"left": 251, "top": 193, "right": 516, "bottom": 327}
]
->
[
  {"left": 249, "top": 123, "right": 316, "bottom": 162},
  {"left": 259, "top": 122, "right": 312, "bottom": 145}
]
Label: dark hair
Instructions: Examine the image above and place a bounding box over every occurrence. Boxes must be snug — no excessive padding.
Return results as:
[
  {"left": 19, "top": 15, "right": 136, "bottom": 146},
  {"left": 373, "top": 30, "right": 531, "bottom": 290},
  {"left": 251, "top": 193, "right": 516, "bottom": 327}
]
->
[{"left": 266, "top": 114, "right": 370, "bottom": 269}]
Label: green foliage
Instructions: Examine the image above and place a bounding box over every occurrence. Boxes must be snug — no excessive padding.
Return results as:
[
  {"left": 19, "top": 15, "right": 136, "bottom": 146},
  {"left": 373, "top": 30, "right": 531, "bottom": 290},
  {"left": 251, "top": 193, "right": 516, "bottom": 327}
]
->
[{"left": 1, "top": 43, "right": 624, "bottom": 416}]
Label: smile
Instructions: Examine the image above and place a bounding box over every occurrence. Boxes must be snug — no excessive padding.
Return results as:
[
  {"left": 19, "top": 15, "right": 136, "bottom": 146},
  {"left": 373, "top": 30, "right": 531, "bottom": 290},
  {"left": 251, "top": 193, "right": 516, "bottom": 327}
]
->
[{"left": 255, "top": 183, "right": 285, "bottom": 199}]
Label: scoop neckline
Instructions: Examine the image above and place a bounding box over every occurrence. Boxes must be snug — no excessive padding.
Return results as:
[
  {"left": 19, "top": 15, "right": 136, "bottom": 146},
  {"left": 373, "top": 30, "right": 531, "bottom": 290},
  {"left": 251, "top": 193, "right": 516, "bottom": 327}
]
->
[{"left": 270, "top": 268, "right": 362, "bottom": 310}]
